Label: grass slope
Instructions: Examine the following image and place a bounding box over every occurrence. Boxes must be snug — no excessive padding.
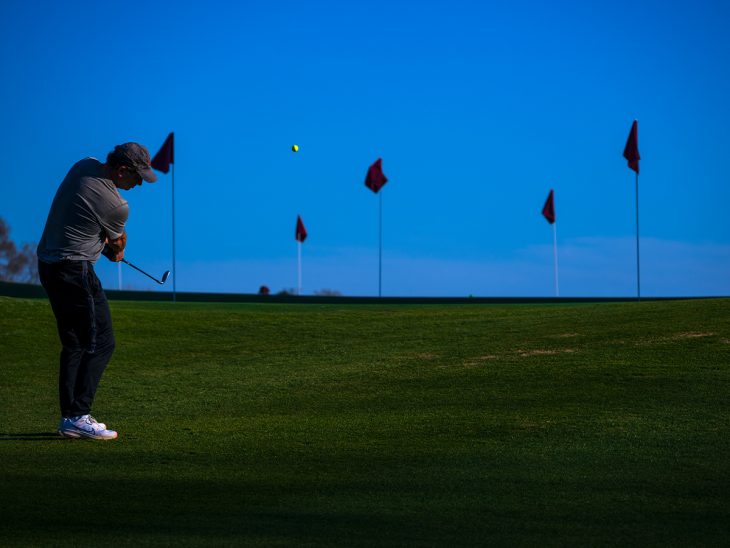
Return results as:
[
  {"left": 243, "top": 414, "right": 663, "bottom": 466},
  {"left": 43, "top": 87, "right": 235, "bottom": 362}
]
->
[{"left": 1, "top": 297, "right": 729, "bottom": 546}]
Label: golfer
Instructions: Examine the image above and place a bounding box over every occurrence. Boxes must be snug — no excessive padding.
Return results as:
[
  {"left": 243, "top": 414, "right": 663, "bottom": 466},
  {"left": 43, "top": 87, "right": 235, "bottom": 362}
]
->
[{"left": 37, "top": 143, "right": 158, "bottom": 440}]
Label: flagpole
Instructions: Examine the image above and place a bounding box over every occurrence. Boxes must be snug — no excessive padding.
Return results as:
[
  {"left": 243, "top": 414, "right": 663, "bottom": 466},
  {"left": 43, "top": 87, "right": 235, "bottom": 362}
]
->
[
  {"left": 553, "top": 222, "right": 559, "bottom": 297},
  {"left": 635, "top": 171, "right": 640, "bottom": 301},
  {"left": 378, "top": 192, "right": 382, "bottom": 297},
  {"left": 118, "top": 262, "right": 122, "bottom": 290},
  {"left": 297, "top": 241, "right": 302, "bottom": 295},
  {"left": 623, "top": 120, "right": 640, "bottom": 301},
  {"left": 364, "top": 158, "right": 387, "bottom": 297},
  {"left": 172, "top": 161, "right": 177, "bottom": 303}
]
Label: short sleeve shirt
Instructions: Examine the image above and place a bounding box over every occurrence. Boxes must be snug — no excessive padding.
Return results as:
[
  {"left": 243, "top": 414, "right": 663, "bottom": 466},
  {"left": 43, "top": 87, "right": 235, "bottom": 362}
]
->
[{"left": 37, "top": 158, "right": 129, "bottom": 263}]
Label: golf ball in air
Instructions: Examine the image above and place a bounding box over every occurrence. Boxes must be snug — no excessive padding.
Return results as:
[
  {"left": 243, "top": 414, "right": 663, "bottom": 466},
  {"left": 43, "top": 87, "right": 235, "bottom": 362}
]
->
[{"left": 292, "top": 144, "right": 299, "bottom": 152}]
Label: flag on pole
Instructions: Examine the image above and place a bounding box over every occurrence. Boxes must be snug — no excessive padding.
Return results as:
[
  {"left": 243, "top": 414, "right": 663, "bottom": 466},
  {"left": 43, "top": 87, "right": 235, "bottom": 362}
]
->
[
  {"left": 365, "top": 158, "right": 388, "bottom": 193},
  {"left": 151, "top": 132, "right": 174, "bottom": 173},
  {"left": 364, "top": 158, "right": 388, "bottom": 296},
  {"left": 542, "top": 189, "right": 555, "bottom": 224},
  {"left": 623, "top": 120, "right": 640, "bottom": 173},
  {"left": 151, "top": 132, "right": 176, "bottom": 301},
  {"left": 295, "top": 215, "right": 307, "bottom": 243},
  {"left": 295, "top": 215, "right": 307, "bottom": 295},
  {"left": 542, "top": 189, "right": 559, "bottom": 296},
  {"left": 624, "top": 119, "right": 642, "bottom": 299}
]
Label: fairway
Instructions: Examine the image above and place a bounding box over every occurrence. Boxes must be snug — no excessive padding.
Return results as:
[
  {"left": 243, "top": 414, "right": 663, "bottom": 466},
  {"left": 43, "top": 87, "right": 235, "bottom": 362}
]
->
[{"left": 1, "top": 296, "right": 729, "bottom": 546}]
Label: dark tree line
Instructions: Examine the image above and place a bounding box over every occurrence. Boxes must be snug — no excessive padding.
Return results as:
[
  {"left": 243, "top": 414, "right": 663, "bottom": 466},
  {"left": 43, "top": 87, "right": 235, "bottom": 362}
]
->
[{"left": 0, "top": 217, "right": 39, "bottom": 284}]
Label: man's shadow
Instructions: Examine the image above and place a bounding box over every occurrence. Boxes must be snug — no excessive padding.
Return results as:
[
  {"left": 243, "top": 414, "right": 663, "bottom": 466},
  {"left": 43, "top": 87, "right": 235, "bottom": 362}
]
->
[{"left": 0, "top": 433, "right": 65, "bottom": 441}]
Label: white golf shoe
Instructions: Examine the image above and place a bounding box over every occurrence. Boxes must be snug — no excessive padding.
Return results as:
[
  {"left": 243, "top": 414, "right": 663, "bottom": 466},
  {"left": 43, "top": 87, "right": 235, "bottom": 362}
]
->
[
  {"left": 58, "top": 414, "right": 118, "bottom": 440},
  {"left": 58, "top": 415, "right": 107, "bottom": 433}
]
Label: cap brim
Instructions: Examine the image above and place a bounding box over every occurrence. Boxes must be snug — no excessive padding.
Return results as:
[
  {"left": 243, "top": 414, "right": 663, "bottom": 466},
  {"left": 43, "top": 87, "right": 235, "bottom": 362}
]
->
[{"left": 139, "top": 166, "right": 158, "bottom": 183}]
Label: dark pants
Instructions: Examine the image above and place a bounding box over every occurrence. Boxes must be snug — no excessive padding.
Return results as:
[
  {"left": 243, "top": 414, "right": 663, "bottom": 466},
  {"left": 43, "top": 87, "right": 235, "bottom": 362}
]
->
[{"left": 38, "top": 260, "right": 115, "bottom": 418}]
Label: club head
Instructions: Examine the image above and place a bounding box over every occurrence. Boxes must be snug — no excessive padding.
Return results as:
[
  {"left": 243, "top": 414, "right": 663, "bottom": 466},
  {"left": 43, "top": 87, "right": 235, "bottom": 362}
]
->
[{"left": 160, "top": 271, "right": 171, "bottom": 285}]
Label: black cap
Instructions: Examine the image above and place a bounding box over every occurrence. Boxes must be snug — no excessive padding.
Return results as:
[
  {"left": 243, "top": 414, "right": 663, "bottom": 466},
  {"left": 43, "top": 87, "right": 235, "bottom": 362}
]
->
[{"left": 110, "top": 143, "right": 158, "bottom": 183}]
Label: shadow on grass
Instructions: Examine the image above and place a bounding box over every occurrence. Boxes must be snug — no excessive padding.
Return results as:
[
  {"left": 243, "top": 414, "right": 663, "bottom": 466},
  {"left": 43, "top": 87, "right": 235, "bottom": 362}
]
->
[
  {"left": 2, "top": 462, "right": 728, "bottom": 546},
  {"left": 0, "top": 475, "right": 439, "bottom": 546},
  {"left": 0, "top": 432, "right": 64, "bottom": 441}
]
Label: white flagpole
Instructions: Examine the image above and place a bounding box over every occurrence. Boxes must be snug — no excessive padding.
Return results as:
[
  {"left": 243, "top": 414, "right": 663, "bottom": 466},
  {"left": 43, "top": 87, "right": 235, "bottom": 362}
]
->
[
  {"left": 118, "top": 262, "right": 122, "bottom": 290},
  {"left": 297, "top": 240, "right": 302, "bottom": 295},
  {"left": 172, "top": 161, "right": 176, "bottom": 303},
  {"left": 635, "top": 171, "right": 641, "bottom": 301},
  {"left": 378, "top": 191, "right": 382, "bottom": 297},
  {"left": 552, "top": 222, "right": 560, "bottom": 297}
]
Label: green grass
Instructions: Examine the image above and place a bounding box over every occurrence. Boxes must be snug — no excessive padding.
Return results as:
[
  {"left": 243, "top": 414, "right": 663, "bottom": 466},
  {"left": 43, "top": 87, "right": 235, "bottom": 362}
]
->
[{"left": 1, "top": 296, "right": 729, "bottom": 546}]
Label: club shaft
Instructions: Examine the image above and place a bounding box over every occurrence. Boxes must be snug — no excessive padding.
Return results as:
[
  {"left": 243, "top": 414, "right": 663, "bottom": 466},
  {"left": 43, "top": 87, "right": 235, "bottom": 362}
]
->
[{"left": 121, "top": 259, "right": 164, "bottom": 284}]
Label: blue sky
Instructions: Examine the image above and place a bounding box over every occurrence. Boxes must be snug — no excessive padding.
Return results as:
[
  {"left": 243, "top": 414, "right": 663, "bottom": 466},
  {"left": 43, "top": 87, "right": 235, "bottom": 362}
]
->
[{"left": 1, "top": 0, "right": 728, "bottom": 296}]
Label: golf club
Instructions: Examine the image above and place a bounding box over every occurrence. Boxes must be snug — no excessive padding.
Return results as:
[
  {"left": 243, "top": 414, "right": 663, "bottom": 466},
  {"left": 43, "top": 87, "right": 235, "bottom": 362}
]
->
[{"left": 121, "top": 259, "right": 171, "bottom": 285}]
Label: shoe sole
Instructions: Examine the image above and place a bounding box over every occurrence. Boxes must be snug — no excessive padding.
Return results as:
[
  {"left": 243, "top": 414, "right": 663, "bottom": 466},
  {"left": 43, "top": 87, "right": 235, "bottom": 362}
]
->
[{"left": 58, "top": 428, "right": 118, "bottom": 440}]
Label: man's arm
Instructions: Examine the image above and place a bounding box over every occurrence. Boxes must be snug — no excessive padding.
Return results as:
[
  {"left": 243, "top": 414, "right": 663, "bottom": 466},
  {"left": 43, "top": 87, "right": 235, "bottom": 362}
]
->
[{"left": 103, "top": 230, "right": 126, "bottom": 262}]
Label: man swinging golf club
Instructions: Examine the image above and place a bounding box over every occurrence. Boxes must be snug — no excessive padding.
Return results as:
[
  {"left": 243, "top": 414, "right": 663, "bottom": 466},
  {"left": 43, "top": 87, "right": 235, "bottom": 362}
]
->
[{"left": 37, "top": 143, "right": 158, "bottom": 440}]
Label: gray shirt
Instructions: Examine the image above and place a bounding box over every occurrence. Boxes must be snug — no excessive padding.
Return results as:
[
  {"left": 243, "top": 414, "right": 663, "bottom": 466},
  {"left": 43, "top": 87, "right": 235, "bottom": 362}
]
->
[{"left": 37, "top": 158, "right": 129, "bottom": 263}]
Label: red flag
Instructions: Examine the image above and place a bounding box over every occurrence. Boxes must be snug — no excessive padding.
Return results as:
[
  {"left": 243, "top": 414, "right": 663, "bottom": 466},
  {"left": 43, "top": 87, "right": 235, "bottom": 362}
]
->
[
  {"left": 623, "top": 120, "right": 640, "bottom": 173},
  {"left": 295, "top": 215, "right": 307, "bottom": 243},
  {"left": 542, "top": 189, "right": 555, "bottom": 224},
  {"left": 151, "top": 132, "right": 174, "bottom": 173},
  {"left": 365, "top": 158, "right": 388, "bottom": 193}
]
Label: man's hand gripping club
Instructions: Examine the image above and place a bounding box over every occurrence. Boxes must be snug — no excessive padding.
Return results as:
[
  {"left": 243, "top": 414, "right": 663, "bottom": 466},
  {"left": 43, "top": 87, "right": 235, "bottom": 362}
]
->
[{"left": 102, "top": 231, "right": 127, "bottom": 262}]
